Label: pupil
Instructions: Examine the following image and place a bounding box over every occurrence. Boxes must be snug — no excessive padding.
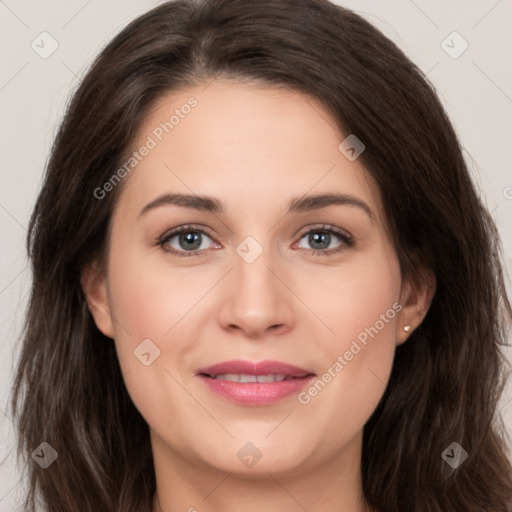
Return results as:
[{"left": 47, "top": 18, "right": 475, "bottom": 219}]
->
[
  {"left": 309, "top": 232, "right": 330, "bottom": 250},
  {"left": 180, "top": 232, "right": 201, "bottom": 250}
]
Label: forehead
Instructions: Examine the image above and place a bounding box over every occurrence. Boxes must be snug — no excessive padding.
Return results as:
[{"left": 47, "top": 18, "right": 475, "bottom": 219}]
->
[{"left": 115, "top": 79, "right": 383, "bottom": 223}]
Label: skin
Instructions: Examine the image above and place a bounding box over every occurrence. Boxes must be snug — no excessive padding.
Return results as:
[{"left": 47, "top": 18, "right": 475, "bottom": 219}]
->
[{"left": 82, "top": 79, "right": 433, "bottom": 512}]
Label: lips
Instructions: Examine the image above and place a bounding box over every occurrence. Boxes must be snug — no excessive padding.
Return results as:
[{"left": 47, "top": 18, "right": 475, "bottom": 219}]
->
[{"left": 197, "top": 360, "right": 316, "bottom": 406}]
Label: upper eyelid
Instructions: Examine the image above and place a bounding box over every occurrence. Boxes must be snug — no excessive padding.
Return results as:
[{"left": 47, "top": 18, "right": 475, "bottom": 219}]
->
[
  {"left": 160, "top": 224, "right": 216, "bottom": 242},
  {"left": 296, "top": 224, "right": 352, "bottom": 239}
]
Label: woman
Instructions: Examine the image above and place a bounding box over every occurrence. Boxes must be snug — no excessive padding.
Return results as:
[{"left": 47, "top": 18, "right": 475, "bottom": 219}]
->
[{"left": 11, "top": 0, "right": 512, "bottom": 511}]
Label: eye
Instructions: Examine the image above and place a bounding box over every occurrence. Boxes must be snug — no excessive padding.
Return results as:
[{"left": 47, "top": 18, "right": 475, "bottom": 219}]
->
[
  {"left": 158, "top": 225, "right": 219, "bottom": 257},
  {"left": 294, "top": 225, "right": 354, "bottom": 256},
  {"left": 157, "top": 223, "right": 354, "bottom": 258}
]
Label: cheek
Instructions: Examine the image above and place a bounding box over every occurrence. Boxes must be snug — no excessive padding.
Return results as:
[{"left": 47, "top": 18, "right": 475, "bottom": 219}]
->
[
  {"left": 107, "top": 247, "right": 205, "bottom": 341},
  {"left": 313, "top": 242, "right": 401, "bottom": 344},
  {"left": 302, "top": 243, "right": 401, "bottom": 413},
  {"left": 104, "top": 245, "right": 218, "bottom": 413},
  {"left": 104, "top": 253, "right": 198, "bottom": 436}
]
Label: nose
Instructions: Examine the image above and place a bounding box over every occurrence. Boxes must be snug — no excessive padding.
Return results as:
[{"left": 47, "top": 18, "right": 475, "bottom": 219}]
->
[{"left": 217, "top": 246, "right": 295, "bottom": 339}]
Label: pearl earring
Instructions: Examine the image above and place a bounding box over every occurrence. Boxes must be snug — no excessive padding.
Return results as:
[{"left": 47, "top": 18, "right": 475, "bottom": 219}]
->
[{"left": 403, "top": 325, "right": 411, "bottom": 332}]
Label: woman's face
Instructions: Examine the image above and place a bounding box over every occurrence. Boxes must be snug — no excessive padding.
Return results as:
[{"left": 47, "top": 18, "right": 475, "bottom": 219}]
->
[{"left": 85, "top": 80, "right": 421, "bottom": 478}]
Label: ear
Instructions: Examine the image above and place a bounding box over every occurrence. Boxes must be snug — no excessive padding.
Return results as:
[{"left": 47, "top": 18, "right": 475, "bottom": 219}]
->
[
  {"left": 396, "top": 269, "right": 436, "bottom": 345},
  {"left": 80, "top": 261, "right": 114, "bottom": 339}
]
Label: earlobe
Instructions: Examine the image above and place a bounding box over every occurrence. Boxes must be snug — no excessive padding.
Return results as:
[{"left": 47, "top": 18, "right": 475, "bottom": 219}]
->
[
  {"left": 396, "top": 270, "right": 436, "bottom": 345},
  {"left": 80, "top": 262, "right": 114, "bottom": 339}
]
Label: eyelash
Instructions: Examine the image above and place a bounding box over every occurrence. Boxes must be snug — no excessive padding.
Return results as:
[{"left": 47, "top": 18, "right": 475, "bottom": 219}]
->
[{"left": 156, "top": 224, "right": 354, "bottom": 258}]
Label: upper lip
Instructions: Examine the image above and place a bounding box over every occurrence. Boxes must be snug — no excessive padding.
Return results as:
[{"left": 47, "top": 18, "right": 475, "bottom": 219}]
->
[{"left": 198, "top": 360, "right": 315, "bottom": 378}]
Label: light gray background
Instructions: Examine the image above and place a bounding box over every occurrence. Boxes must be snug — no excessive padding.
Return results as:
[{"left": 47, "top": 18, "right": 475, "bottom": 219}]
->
[{"left": 1, "top": 0, "right": 511, "bottom": 509}]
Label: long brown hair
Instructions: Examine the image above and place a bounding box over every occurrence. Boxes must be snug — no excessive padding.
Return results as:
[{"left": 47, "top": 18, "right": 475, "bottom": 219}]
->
[{"left": 11, "top": 1, "right": 512, "bottom": 511}]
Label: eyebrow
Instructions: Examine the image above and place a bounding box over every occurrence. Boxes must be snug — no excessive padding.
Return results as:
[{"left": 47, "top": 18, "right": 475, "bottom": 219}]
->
[{"left": 138, "top": 192, "right": 375, "bottom": 221}]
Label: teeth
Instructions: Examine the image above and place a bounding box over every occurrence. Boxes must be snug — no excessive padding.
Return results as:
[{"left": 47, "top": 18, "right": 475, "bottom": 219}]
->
[
  {"left": 256, "top": 374, "right": 287, "bottom": 383},
  {"left": 212, "top": 373, "right": 289, "bottom": 382},
  {"left": 240, "top": 374, "right": 258, "bottom": 383}
]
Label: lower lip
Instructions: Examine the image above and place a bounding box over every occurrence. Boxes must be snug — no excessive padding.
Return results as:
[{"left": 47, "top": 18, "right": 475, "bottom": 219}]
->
[{"left": 199, "top": 375, "right": 315, "bottom": 406}]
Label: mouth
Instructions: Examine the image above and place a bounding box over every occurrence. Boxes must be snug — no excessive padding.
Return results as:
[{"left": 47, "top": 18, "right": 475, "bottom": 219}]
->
[
  {"left": 197, "top": 360, "right": 316, "bottom": 406},
  {"left": 206, "top": 373, "right": 299, "bottom": 382}
]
